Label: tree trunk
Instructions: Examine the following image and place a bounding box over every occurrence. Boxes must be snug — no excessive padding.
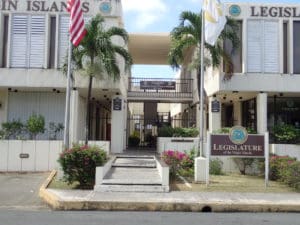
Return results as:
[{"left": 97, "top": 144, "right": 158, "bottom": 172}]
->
[{"left": 85, "top": 75, "right": 93, "bottom": 145}]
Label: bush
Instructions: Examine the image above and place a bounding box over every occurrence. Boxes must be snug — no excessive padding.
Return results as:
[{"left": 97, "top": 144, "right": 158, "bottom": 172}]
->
[
  {"left": 162, "top": 150, "right": 191, "bottom": 177},
  {"left": 233, "top": 158, "right": 256, "bottom": 175},
  {"left": 268, "top": 155, "right": 300, "bottom": 191},
  {"left": 158, "top": 126, "right": 198, "bottom": 137},
  {"left": 158, "top": 126, "right": 175, "bottom": 137},
  {"left": 284, "top": 161, "right": 300, "bottom": 190},
  {"left": 26, "top": 114, "right": 45, "bottom": 139},
  {"left": 269, "top": 155, "right": 296, "bottom": 181},
  {"left": 272, "top": 124, "right": 300, "bottom": 143},
  {"left": 210, "top": 158, "right": 224, "bottom": 175},
  {"left": 58, "top": 144, "right": 107, "bottom": 189},
  {"left": 128, "top": 131, "right": 140, "bottom": 147},
  {"left": 0, "top": 120, "right": 24, "bottom": 139}
]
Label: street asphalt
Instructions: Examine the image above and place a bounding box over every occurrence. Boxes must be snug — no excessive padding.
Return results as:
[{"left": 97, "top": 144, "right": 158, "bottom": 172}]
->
[{"left": 0, "top": 172, "right": 50, "bottom": 210}]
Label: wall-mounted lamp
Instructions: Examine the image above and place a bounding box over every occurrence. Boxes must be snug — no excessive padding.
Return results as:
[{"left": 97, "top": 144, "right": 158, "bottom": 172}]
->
[{"left": 239, "top": 97, "right": 243, "bottom": 100}]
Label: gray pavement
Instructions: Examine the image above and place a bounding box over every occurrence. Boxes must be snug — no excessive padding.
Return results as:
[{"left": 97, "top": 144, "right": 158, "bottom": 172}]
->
[{"left": 0, "top": 172, "right": 50, "bottom": 210}]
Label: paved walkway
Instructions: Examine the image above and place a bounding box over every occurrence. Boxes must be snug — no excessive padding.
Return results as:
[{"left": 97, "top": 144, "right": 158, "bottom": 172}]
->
[{"left": 0, "top": 172, "right": 50, "bottom": 210}]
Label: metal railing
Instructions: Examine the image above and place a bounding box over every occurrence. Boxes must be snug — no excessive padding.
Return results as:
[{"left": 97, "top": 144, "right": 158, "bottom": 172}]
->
[{"left": 128, "top": 77, "right": 193, "bottom": 100}]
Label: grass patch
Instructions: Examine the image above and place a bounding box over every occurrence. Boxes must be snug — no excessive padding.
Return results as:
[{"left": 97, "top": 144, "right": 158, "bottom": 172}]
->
[
  {"left": 171, "top": 173, "right": 298, "bottom": 193},
  {"left": 48, "top": 176, "right": 80, "bottom": 190}
]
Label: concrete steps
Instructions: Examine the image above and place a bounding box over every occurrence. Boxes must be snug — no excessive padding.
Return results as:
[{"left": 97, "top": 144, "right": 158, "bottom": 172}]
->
[{"left": 95, "top": 155, "right": 169, "bottom": 193}]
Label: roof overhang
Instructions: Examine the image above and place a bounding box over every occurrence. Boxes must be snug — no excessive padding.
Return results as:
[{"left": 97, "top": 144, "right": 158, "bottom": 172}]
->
[{"left": 128, "top": 33, "right": 171, "bottom": 65}]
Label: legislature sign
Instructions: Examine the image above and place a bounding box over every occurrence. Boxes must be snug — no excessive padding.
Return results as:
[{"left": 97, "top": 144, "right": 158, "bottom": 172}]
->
[{"left": 211, "top": 126, "right": 264, "bottom": 157}]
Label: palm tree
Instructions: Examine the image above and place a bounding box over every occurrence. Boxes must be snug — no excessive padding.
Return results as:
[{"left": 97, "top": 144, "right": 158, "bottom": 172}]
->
[
  {"left": 72, "top": 14, "right": 132, "bottom": 144},
  {"left": 168, "top": 11, "right": 240, "bottom": 89}
]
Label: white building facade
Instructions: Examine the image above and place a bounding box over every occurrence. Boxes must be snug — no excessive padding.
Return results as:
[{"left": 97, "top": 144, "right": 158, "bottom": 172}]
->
[
  {"left": 179, "top": 3, "right": 300, "bottom": 139},
  {"left": 0, "top": 0, "right": 128, "bottom": 153}
]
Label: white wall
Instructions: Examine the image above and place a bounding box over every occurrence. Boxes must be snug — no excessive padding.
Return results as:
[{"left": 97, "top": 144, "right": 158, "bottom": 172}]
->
[
  {"left": 0, "top": 140, "right": 111, "bottom": 172},
  {"left": 0, "top": 140, "right": 63, "bottom": 172}
]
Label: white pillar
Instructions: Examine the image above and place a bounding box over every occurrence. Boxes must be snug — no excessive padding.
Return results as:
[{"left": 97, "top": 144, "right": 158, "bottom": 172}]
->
[
  {"left": 233, "top": 101, "right": 242, "bottom": 126},
  {"left": 69, "top": 89, "right": 79, "bottom": 143},
  {"left": 208, "top": 97, "right": 221, "bottom": 132},
  {"left": 257, "top": 93, "right": 268, "bottom": 134},
  {"left": 111, "top": 95, "right": 126, "bottom": 154}
]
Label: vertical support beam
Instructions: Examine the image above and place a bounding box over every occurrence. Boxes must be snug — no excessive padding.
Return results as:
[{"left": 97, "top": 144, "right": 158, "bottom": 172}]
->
[
  {"left": 111, "top": 95, "right": 126, "bottom": 153},
  {"left": 209, "top": 97, "right": 221, "bottom": 132},
  {"left": 257, "top": 93, "right": 268, "bottom": 134},
  {"left": 265, "top": 132, "right": 269, "bottom": 188}
]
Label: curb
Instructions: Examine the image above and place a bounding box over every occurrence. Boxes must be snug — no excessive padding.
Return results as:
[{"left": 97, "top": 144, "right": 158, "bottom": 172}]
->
[
  {"left": 39, "top": 172, "right": 300, "bottom": 212},
  {"left": 39, "top": 170, "right": 63, "bottom": 210}
]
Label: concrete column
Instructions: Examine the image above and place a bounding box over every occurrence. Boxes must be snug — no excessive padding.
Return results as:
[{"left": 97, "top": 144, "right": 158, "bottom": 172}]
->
[
  {"left": 208, "top": 97, "right": 221, "bottom": 132},
  {"left": 111, "top": 95, "right": 126, "bottom": 153},
  {"left": 69, "top": 90, "right": 79, "bottom": 143},
  {"left": 257, "top": 93, "right": 268, "bottom": 134},
  {"left": 233, "top": 101, "right": 242, "bottom": 126}
]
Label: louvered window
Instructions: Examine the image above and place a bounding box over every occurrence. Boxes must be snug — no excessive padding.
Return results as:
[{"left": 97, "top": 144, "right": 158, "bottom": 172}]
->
[
  {"left": 10, "top": 14, "right": 45, "bottom": 68},
  {"left": 58, "top": 16, "right": 69, "bottom": 68},
  {"left": 247, "top": 20, "right": 279, "bottom": 73}
]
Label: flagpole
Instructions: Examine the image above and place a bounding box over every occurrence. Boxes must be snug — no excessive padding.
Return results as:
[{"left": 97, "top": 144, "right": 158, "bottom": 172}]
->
[
  {"left": 198, "top": 8, "right": 205, "bottom": 157},
  {"left": 63, "top": 41, "right": 72, "bottom": 149}
]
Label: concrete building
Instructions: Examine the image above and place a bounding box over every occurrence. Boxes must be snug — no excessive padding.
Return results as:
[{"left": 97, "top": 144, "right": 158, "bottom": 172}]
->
[
  {"left": 0, "top": 0, "right": 129, "bottom": 153},
  {"left": 174, "top": 3, "right": 300, "bottom": 141},
  {"left": 1, "top": 1, "right": 300, "bottom": 155}
]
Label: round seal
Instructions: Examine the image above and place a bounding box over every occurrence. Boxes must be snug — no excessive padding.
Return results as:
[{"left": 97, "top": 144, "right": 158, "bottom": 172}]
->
[
  {"left": 100, "top": 2, "right": 112, "bottom": 14},
  {"left": 229, "top": 126, "right": 248, "bottom": 145},
  {"left": 229, "top": 5, "right": 241, "bottom": 17}
]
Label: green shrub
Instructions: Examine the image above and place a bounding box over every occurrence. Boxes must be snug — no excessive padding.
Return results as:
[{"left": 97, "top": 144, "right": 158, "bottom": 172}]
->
[
  {"left": 1, "top": 120, "right": 24, "bottom": 139},
  {"left": 158, "top": 126, "right": 198, "bottom": 137},
  {"left": 26, "top": 114, "right": 45, "bottom": 139},
  {"left": 58, "top": 144, "right": 107, "bottom": 189},
  {"left": 284, "top": 161, "right": 300, "bottom": 190},
  {"left": 233, "top": 158, "right": 256, "bottom": 175},
  {"left": 49, "top": 122, "right": 64, "bottom": 140},
  {"left": 158, "top": 126, "right": 174, "bottom": 137},
  {"left": 210, "top": 158, "right": 224, "bottom": 175},
  {"left": 213, "top": 127, "right": 231, "bottom": 134},
  {"left": 162, "top": 150, "right": 193, "bottom": 177},
  {"left": 272, "top": 124, "right": 300, "bottom": 143},
  {"left": 128, "top": 131, "right": 140, "bottom": 147},
  {"left": 269, "top": 155, "right": 296, "bottom": 181}
]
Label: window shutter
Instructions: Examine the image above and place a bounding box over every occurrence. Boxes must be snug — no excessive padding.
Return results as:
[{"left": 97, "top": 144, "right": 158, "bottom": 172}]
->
[
  {"left": 263, "top": 21, "right": 279, "bottom": 73},
  {"left": 58, "top": 16, "right": 69, "bottom": 68},
  {"left": 29, "top": 15, "right": 45, "bottom": 68},
  {"left": 247, "top": 20, "right": 262, "bottom": 73},
  {"left": 11, "top": 15, "right": 28, "bottom": 68}
]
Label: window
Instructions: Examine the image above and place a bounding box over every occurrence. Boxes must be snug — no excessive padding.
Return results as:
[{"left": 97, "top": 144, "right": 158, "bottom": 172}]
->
[
  {"left": 293, "top": 21, "right": 300, "bottom": 74},
  {"left": 10, "top": 14, "right": 45, "bottom": 68},
  {"left": 1, "top": 15, "right": 9, "bottom": 68},
  {"left": 283, "top": 22, "right": 288, "bottom": 74},
  {"left": 48, "top": 16, "right": 56, "bottom": 69},
  {"left": 224, "top": 21, "right": 243, "bottom": 73},
  {"left": 247, "top": 20, "right": 279, "bottom": 73},
  {"left": 58, "top": 16, "right": 69, "bottom": 68}
]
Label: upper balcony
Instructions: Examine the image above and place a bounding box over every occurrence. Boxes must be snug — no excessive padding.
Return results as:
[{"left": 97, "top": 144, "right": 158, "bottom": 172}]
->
[{"left": 127, "top": 77, "right": 193, "bottom": 103}]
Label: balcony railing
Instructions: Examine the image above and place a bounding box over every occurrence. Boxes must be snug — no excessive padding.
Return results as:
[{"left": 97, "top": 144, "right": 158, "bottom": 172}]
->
[{"left": 128, "top": 77, "right": 193, "bottom": 101}]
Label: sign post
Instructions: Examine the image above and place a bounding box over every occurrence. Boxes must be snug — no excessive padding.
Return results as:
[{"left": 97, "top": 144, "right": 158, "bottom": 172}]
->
[
  {"left": 206, "top": 132, "right": 211, "bottom": 187},
  {"left": 264, "top": 132, "right": 269, "bottom": 187}
]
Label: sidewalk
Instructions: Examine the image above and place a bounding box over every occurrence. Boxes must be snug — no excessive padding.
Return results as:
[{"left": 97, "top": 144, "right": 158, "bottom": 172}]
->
[{"left": 40, "top": 171, "right": 300, "bottom": 212}]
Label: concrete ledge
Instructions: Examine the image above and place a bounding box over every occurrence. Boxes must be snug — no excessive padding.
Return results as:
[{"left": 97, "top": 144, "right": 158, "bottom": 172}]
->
[{"left": 39, "top": 170, "right": 62, "bottom": 209}]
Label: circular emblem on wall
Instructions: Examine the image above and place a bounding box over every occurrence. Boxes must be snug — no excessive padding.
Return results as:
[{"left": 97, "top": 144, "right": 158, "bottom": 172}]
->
[
  {"left": 229, "top": 5, "right": 241, "bottom": 17},
  {"left": 100, "top": 2, "right": 112, "bottom": 14},
  {"left": 229, "top": 126, "right": 248, "bottom": 145}
]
